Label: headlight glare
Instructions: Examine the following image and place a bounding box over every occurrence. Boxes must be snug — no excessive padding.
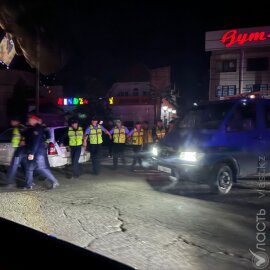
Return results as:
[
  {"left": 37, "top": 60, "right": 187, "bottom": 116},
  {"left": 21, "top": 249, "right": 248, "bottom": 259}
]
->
[
  {"left": 179, "top": 151, "right": 204, "bottom": 162},
  {"left": 152, "top": 146, "right": 158, "bottom": 156}
]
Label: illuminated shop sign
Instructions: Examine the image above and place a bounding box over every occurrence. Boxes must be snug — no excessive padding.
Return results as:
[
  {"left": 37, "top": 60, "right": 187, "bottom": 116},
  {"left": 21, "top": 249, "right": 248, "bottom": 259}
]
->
[
  {"left": 205, "top": 26, "right": 270, "bottom": 51},
  {"left": 57, "top": 97, "right": 89, "bottom": 106},
  {"left": 108, "top": 97, "right": 114, "bottom": 105},
  {"left": 221, "top": 29, "right": 270, "bottom": 48}
]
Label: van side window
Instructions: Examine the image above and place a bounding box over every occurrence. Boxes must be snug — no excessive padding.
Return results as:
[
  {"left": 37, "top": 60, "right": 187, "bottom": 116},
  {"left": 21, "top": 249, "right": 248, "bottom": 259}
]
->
[
  {"left": 226, "top": 103, "right": 256, "bottom": 132},
  {"left": 263, "top": 104, "right": 270, "bottom": 128}
]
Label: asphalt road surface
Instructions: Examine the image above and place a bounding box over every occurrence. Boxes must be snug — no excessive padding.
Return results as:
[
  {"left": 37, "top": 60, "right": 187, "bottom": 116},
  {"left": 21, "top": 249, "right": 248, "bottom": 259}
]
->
[{"left": 0, "top": 160, "right": 269, "bottom": 270}]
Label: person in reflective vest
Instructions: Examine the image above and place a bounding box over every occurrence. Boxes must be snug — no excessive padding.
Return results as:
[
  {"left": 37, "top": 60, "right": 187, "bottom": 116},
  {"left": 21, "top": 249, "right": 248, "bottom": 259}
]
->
[
  {"left": 153, "top": 119, "right": 166, "bottom": 142},
  {"left": 142, "top": 121, "right": 153, "bottom": 152},
  {"left": 128, "top": 122, "right": 144, "bottom": 171},
  {"left": 110, "top": 120, "right": 129, "bottom": 170},
  {"left": 84, "top": 116, "right": 111, "bottom": 175},
  {"left": 61, "top": 118, "right": 83, "bottom": 179},
  {"left": 6, "top": 117, "right": 26, "bottom": 186}
]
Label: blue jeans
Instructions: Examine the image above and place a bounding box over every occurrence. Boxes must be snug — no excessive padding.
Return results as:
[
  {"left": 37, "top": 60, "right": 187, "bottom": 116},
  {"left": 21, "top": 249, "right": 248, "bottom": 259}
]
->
[
  {"left": 70, "top": 146, "right": 82, "bottom": 177},
  {"left": 25, "top": 153, "right": 58, "bottom": 187},
  {"left": 7, "top": 147, "right": 26, "bottom": 184}
]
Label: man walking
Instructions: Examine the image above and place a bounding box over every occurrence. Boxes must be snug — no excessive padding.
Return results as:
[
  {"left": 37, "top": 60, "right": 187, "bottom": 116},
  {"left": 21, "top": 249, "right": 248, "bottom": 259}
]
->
[
  {"left": 61, "top": 118, "right": 83, "bottom": 179},
  {"left": 6, "top": 117, "right": 26, "bottom": 186},
  {"left": 142, "top": 121, "right": 153, "bottom": 152},
  {"left": 128, "top": 122, "right": 144, "bottom": 171},
  {"left": 24, "top": 114, "right": 59, "bottom": 189},
  {"left": 84, "top": 116, "right": 111, "bottom": 175},
  {"left": 110, "top": 120, "right": 129, "bottom": 170}
]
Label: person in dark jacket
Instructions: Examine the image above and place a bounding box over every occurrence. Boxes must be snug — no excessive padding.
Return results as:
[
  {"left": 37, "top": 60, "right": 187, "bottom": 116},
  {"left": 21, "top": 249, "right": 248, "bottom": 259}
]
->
[{"left": 23, "top": 114, "right": 59, "bottom": 189}]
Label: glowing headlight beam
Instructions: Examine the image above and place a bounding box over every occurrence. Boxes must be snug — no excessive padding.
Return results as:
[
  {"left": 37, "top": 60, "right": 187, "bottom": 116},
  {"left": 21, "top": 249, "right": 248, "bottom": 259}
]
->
[
  {"left": 179, "top": 152, "right": 204, "bottom": 162},
  {"left": 152, "top": 147, "right": 158, "bottom": 156}
]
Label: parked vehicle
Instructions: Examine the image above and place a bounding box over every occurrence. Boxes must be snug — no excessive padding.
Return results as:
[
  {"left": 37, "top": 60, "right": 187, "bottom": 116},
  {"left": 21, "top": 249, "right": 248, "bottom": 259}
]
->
[
  {"left": 152, "top": 97, "right": 270, "bottom": 194},
  {"left": 0, "top": 126, "right": 90, "bottom": 167}
]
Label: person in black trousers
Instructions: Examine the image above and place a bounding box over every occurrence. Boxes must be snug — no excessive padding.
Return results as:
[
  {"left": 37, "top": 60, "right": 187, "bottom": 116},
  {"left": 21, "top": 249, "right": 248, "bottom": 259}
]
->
[{"left": 60, "top": 118, "right": 83, "bottom": 179}]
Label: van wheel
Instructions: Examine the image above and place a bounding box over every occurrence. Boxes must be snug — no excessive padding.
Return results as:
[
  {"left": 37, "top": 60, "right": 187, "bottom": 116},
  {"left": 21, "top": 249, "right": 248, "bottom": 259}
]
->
[{"left": 210, "top": 163, "right": 233, "bottom": 195}]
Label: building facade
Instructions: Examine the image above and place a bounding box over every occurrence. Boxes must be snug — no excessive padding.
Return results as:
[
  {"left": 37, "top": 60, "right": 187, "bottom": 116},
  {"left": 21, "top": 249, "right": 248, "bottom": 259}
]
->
[{"left": 206, "top": 26, "right": 270, "bottom": 100}]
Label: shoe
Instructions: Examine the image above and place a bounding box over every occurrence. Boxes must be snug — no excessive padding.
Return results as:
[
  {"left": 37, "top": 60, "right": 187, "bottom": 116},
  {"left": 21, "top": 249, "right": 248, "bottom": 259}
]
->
[
  {"left": 20, "top": 186, "right": 33, "bottom": 190},
  {"left": 49, "top": 181, "right": 60, "bottom": 189}
]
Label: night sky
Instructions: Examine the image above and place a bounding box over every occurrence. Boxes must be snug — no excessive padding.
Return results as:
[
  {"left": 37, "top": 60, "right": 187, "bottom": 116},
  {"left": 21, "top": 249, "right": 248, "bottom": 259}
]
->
[{"left": 2, "top": 0, "right": 270, "bottom": 105}]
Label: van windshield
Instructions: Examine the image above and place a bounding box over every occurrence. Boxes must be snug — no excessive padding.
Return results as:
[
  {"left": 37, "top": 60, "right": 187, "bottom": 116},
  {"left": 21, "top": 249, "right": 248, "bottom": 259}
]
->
[{"left": 179, "top": 103, "right": 233, "bottom": 129}]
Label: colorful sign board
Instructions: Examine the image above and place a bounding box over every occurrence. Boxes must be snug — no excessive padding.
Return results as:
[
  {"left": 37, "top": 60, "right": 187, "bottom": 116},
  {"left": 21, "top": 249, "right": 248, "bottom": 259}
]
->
[
  {"left": 57, "top": 97, "right": 89, "bottom": 106},
  {"left": 205, "top": 26, "right": 270, "bottom": 51}
]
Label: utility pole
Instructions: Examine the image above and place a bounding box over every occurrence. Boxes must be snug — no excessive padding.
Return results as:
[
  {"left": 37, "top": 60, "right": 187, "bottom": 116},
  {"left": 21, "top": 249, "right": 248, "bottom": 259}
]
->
[{"left": 239, "top": 49, "right": 244, "bottom": 95}]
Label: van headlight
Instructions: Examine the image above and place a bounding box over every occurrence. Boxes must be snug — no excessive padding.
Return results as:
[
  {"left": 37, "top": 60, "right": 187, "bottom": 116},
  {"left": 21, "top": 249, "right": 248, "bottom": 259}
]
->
[
  {"left": 179, "top": 152, "right": 204, "bottom": 162},
  {"left": 152, "top": 146, "right": 158, "bottom": 156}
]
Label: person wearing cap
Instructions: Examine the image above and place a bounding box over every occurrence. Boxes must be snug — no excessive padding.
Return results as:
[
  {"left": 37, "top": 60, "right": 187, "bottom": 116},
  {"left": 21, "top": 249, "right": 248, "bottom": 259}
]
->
[
  {"left": 84, "top": 116, "right": 111, "bottom": 175},
  {"left": 128, "top": 122, "right": 144, "bottom": 171},
  {"left": 23, "top": 114, "right": 59, "bottom": 189},
  {"left": 142, "top": 121, "right": 153, "bottom": 152},
  {"left": 110, "top": 120, "right": 129, "bottom": 170},
  {"left": 60, "top": 118, "right": 83, "bottom": 179},
  {"left": 153, "top": 119, "right": 166, "bottom": 143},
  {"left": 5, "top": 117, "right": 26, "bottom": 186}
]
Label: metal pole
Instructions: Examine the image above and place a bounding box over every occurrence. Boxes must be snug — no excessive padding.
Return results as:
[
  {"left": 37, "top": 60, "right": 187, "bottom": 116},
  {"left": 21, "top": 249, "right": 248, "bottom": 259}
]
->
[
  {"left": 36, "top": 30, "right": 40, "bottom": 114},
  {"left": 239, "top": 49, "right": 244, "bottom": 95}
]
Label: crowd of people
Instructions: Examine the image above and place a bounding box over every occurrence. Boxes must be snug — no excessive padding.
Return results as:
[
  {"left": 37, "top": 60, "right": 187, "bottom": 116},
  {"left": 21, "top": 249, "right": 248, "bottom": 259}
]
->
[{"left": 1, "top": 115, "right": 176, "bottom": 190}]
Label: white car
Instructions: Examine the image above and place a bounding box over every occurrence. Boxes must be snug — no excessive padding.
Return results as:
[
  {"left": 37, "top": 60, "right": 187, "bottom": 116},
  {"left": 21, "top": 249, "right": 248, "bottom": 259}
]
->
[{"left": 0, "top": 126, "right": 90, "bottom": 167}]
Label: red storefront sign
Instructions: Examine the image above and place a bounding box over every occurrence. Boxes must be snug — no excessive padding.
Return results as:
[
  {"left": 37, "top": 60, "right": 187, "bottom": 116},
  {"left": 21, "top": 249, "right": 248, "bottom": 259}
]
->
[{"left": 220, "top": 29, "right": 270, "bottom": 48}]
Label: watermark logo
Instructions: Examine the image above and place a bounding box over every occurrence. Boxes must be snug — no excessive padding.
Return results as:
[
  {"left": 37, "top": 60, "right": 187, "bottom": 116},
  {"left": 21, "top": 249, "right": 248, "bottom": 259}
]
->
[
  {"left": 250, "top": 156, "right": 269, "bottom": 269},
  {"left": 249, "top": 250, "right": 269, "bottom": 269}
]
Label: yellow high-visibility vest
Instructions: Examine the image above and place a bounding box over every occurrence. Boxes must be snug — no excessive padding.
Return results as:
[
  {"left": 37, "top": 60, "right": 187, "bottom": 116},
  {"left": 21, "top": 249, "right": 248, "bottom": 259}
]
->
[
  {"left": 113, "top": 127, "right": 126, "bottom": 144},
  {"left": 156, "top": 127, "right": 166, "bottom": 140},
  {"left": 11, "top": 127, "right": 22, "bottom": 148},
  {"left": 132, "top": 128, "right": 144, "bottom": 145},
  {"left": 89, "top": 125, "right": 103, "bottom": 144},
  {"left": 68, "top": 127, "right": 83, "bottom": 146},
  {"left": 143, "top": 129, "right": 153, "bottom": 144}
]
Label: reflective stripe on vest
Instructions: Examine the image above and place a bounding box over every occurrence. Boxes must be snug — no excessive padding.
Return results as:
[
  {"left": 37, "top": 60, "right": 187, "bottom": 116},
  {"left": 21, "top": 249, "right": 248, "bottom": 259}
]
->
[
  {"left": 156, "top": 127, "right": 166, "bottom": 140},
  {"left": 89, "top": 125, "right": 103, "bottom": 144},
  {"left": 132, "top": 128, "right": 144, "bottom": 145},
  {"left": 113, "top": 127, "right": 126, "bottom": 144},
  {"left": 143, "top": 129, "right": 153, "bottom": 144},
  {"left": 68, "top": 127, "right": 83, "bottom": 146},
  {"left": 11, "top": 127, "right": 21, "bottom": 148}
]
